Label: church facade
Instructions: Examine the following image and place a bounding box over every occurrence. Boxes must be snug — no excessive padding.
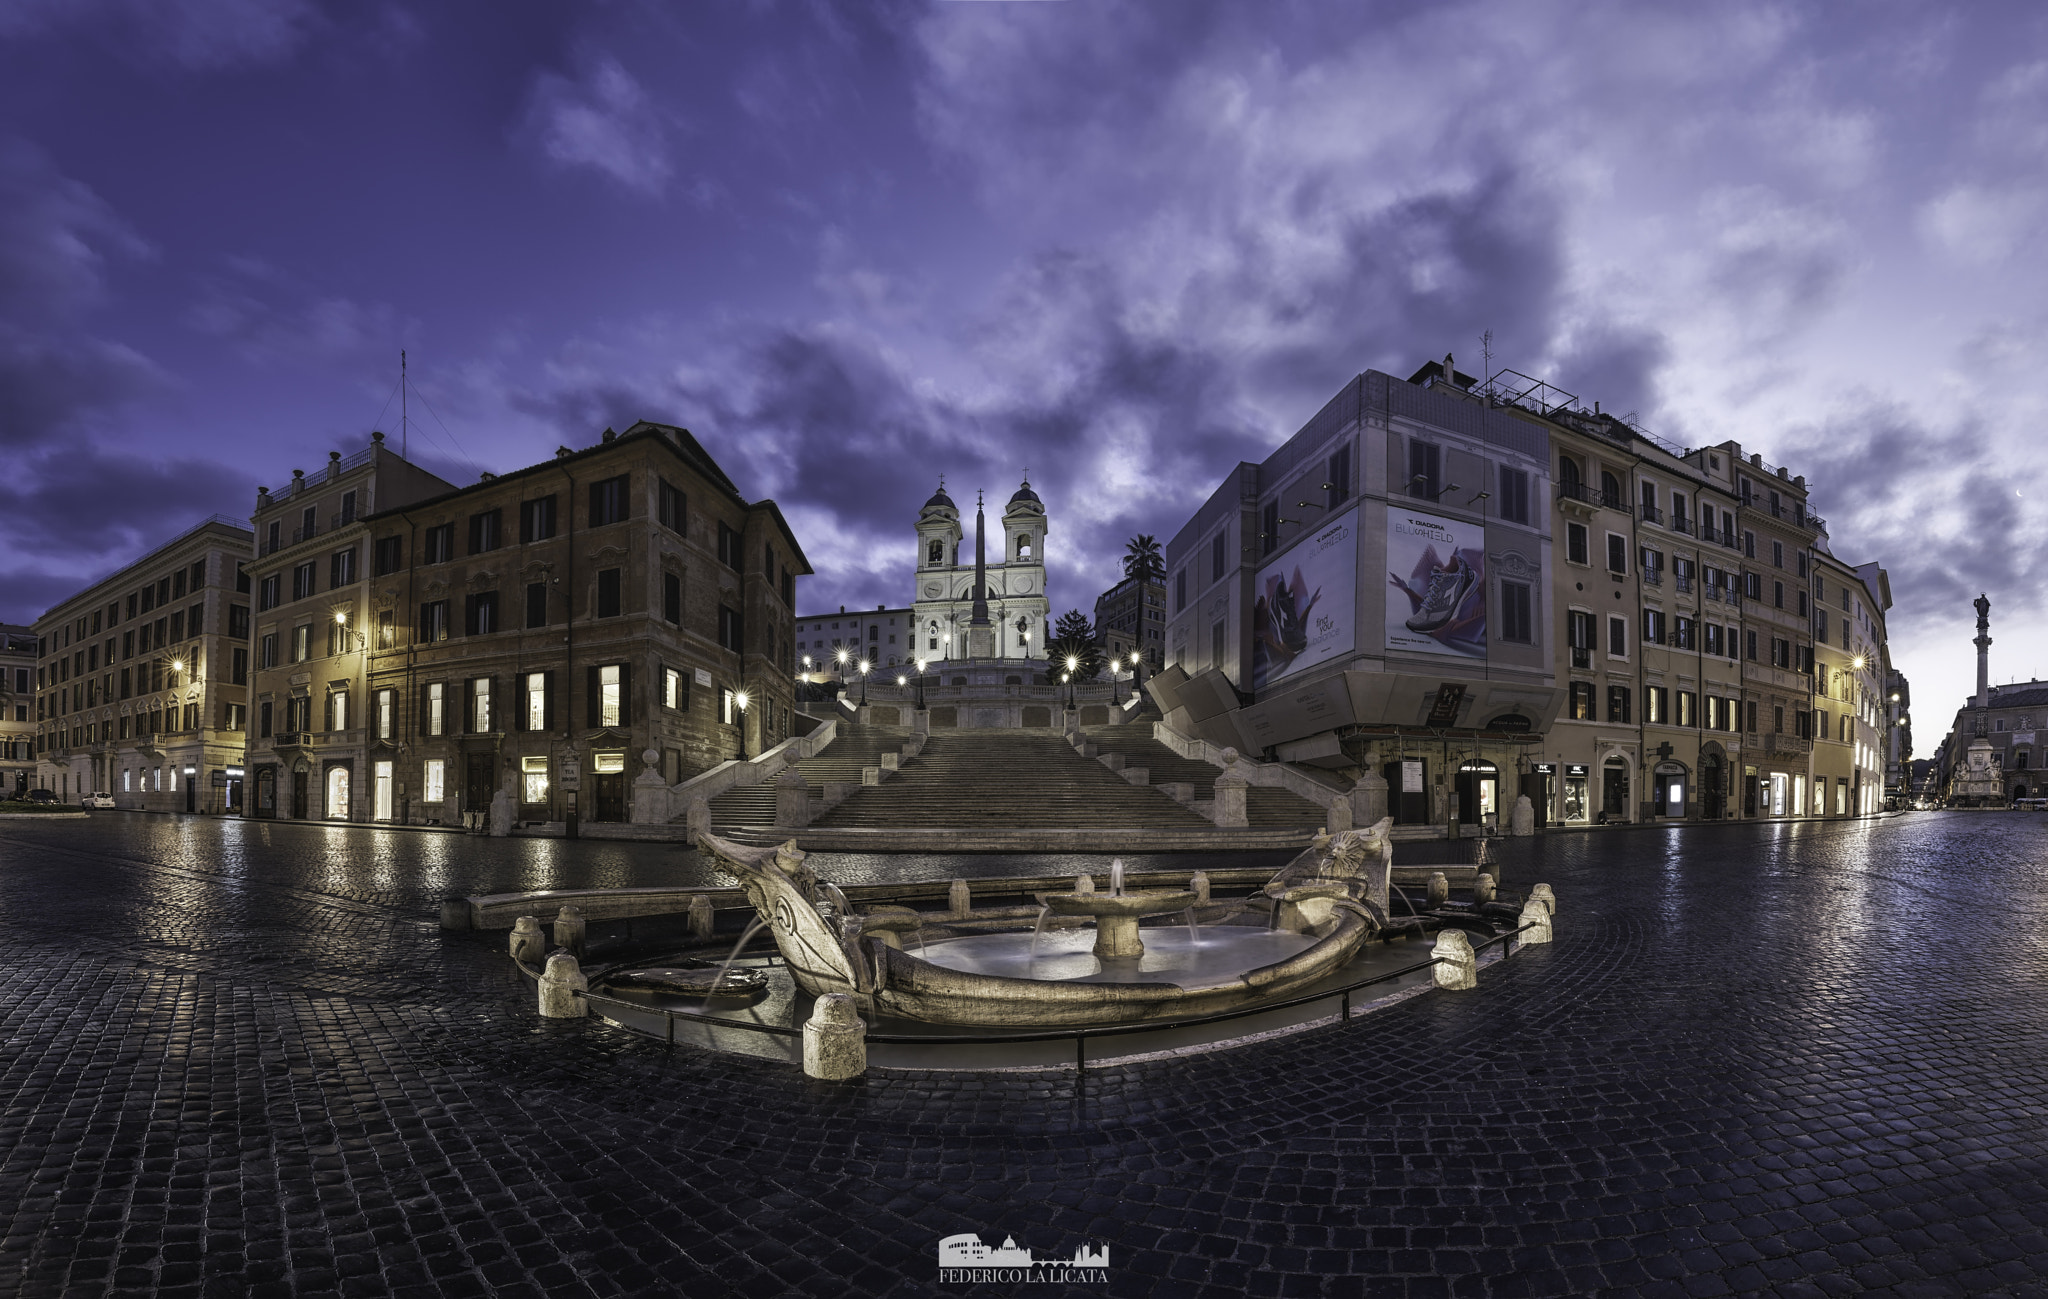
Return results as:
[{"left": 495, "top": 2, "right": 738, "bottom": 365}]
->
[{"left": 909, "top": 480, "right": 1050, "bottom": 664}]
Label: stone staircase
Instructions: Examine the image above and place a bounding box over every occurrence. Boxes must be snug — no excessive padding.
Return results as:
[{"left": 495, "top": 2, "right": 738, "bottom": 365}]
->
[
  {"left": 1084, "top": 723, "right": 1330, "bottom": 828},
  {"left": 707, "top": 724, "right": 911, "bottom": 828},
  {"left": 810, "top": 729, "right": 1213, "bottom": 830}
]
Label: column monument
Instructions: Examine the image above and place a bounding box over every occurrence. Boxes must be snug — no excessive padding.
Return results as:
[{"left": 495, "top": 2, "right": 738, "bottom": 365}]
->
[
  {"left": 1974, "top": 593, "right": 1992, "bottom": 706},
  {"left": 966, "top": 491, "right": 996, "bottom": 660}
]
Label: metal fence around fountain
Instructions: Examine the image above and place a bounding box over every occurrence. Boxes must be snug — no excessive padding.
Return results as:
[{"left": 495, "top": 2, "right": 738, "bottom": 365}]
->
[{"left": 521, "top": 923, "right": 1537, "bottom": 1072}]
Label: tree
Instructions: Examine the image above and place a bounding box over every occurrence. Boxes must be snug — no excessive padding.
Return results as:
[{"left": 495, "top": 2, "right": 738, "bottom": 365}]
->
[
  {"left": 1123, "top": 534, "right": 1165, "bottom": 586},
  {"left": 1043, "top": 608, "right": 1104, "bottom": 683}
]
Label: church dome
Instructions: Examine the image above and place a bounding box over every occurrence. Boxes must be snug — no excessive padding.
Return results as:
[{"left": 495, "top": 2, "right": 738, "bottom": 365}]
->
[
  {"left": 921, "top": 486, "right": 957, "bottom": 514},
  {"left": 1006, "top": 480, "right": 1042, "bottom": 509}
]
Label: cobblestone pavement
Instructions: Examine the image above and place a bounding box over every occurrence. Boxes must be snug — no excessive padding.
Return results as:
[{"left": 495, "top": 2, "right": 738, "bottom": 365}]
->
[{"left": 3, "top": 812, "right": 2048, "bottom": 1298}]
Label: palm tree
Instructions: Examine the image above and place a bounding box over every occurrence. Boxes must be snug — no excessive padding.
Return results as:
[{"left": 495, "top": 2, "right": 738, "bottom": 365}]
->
[{"left": 1123, "top": 534, "right": 1165, "bottom": 586}]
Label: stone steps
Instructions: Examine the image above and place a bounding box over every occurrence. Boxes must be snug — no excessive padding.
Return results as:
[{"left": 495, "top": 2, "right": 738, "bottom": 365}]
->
[
  {"left": 1084, "top": 723, "right": 1328, "bottom": 828},
  {"left": 811, "top": 729, "right": 1212, "bottom": 829},
  {"left": 707, "top": 724, "right": 911, "bottom": 827}
]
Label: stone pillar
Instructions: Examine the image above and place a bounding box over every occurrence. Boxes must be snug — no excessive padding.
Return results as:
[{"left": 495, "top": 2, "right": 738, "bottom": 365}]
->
[
  {"left": 880, "top": 752, "right": 901, "bottom": 771},
  {"left": 775, "top": 768, "right": 811, "bottom": 829},
  {"left": 1326, "top": 797, "right": 1353, "bottom": 835},
  {"left": 948, "top": 879, "right": 972, "bottom": 919},
  {"left": 1353, "top": 771, "right": 1389, "bottom": 827},
  {"left": 1530, "top": 883, "right": 1556, "bottom": 916},
  {"left": 1430, "top": 929, "right": 1478, "bottom": 990},
  {"left": 631, "top": 748, "right": 669, "bottom": 824},
  {"left": 803, "top": 993, "right": 868, "bottom": 1080},
  {"left": 509, "top": 916, "right": 548, "bottom": 964},
  {"left": 1426, "top": 871, "right": 1449, "bottom": 907},
  {"left": 488, "top": 785, "right": 514, "bottom": 838},
  {"left": 1212, "top": 769, "right": 1249, "bottom": 828},
  {"left": 1508, "top": 794, "right": 1534, "bottom": 837},
  {"left": 1473, "top": 873, "right": 1496, "bottom": 905},
  {"left": 687, "top": 894, "right": 715, "bottom": 940},
  {"left": 552, "top": 905, "right": 586, "bottom": 958},
  {"left": 537, "top": 952, "right": 588, "bottom": 1017},
  {"left": 1518, "top": 898, "right": 1553, "bottom": 944},
  {"left": 686, "top": 797, "right": 712, "bottom": 840}
]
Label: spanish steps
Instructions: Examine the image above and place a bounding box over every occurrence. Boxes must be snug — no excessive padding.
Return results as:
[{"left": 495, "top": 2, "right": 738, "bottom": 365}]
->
[
  {"left": 1082, "top": 722, "right": 1334, "bottom": 828},
  {"left": 706, "top": 723, "right": 909, "bottom": 828},
  {"left": 808, "top": 728, "right": 1220, "bottom": 830}
]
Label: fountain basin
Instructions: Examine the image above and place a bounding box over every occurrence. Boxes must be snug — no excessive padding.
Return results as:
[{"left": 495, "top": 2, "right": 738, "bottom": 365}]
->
[
  {"left": 1041, "top": 888, "right": 1200, "bottom": 958},
  {"left": 605, "top": 964, "right": 769, "bottom": 1000}
]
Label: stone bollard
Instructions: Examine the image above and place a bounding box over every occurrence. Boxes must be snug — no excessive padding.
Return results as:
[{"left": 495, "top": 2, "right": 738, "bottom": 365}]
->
[
  {"left": 509, "top": 916, "right": 548, "bottom": 965},
  {"left": 775, "top": 769, "right": 811, "bottom": 828},
  {"left": 439, "top": 899, "right": 472, "bottom": 930},
  {"left": 1326, "top": 797, "right": 1353, "bottom": 835},
  {"left": 1473, "top": 873, "right": 1496, "bottom": 905},
  {"left": 948, "top": 879, "right": 972, "bottom": 919},
  {"left": 686, "top": 797, "right": 712, "bottom": 840},
  {"left": 802, "top": 993, "right": 867, "bottom": 1080},
  {"left": 1530, "top": 883, "right": 1556, "bottom": 916},
  {"left": 880, "top": 752, "right": 900, "bottom": 771},
  {"left": 538, "top": 952, "right": 588, "bottom": 1017},
  {"left": 1427, "top": 871, "right": 1450, "bottom": 907},
  {"left": 552, "top": 906, "right": 587, "bottom": 958},
  {"left": 1212, "top": 769, "right": 1249, "bottom": 828},
  {"left": 1430, "top": 929, "right": 1478, "bottom": 990},
  {"left": 1075, "top": 874, "right": 1096, "bottom": 894},
  {"left": 687, "top": 894, "right": 715, "bottom": 940},
  {"left": 1190, "top": 871, "right": 1211, "bottom": 904},
  {"left": 1518, "top": 898, "right": 1553, "bottom": 944},
  {"left": 1353, "top": 771, "right": 1389, "bottom": 828},
  {"left": 1510, "top": 795, "right": 1535, "bottom": 837}
]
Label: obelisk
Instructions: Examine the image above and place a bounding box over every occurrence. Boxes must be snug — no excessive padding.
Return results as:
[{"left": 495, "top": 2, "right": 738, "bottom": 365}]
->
[{"left": 967, "top": 490, "right": 995, "bottom": 660}]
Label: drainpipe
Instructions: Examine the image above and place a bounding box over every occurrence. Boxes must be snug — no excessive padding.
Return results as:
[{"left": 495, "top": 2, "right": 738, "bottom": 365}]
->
[{"left": 562, "top": 466, "right": 578, "bottom": 839}]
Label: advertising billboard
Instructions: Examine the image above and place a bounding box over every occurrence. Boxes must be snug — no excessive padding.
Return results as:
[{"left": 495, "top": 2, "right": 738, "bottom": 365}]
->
[
  {"left": 1386, "top": 507, "right": 1486, "bottom": 657},
  {"left": 1250, "top": 507, "right": 1357, "bottom": 691}
]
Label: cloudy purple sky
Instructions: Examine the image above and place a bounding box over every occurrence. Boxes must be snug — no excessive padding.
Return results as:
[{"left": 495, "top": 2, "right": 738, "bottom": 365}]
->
[{"left": 2, "top": 1, "right": 2042, "bottom": 738}]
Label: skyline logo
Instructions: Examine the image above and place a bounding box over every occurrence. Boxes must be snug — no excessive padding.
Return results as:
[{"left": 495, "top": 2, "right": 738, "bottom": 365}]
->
[{"left": 937, "top": 1232, "right": 1109, "bottom": 1285}]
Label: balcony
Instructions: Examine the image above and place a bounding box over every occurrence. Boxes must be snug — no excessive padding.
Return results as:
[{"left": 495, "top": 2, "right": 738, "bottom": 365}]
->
[
  {"left": 1557, "top": 480, "right": 1600, "bottom": 507},
  {"left": 1704, "top": 586, "right": 1722, "bottom": 603},
  {"left": 1641, "top": 566, "right": 1662, "bottom": 586},
  {"left": 1672, "top": 515, "right": 1693, "bottom": 535},
  {"left": 1571, "top": 647, "right": 1591, "bottom": 670},
  {"left": 1764, "top": 732, "right": 1813, "bottom": 756},
  {"left": 1674, "top": 573, "right": 1694, "bottom": 594},
  {"left": 1639, "top": 503, "right": 1662, "bottom": 526}
]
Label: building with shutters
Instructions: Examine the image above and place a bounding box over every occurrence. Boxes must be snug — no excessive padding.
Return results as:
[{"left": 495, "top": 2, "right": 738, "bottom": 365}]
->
[
  {"left": 32, "top": 516, "right": 255, "bottom": 811},
  {"left": 245, "top": 421, "right": 808, "bottom": 827},
  {"left": 1, "top": 624, "right": 39, "bottom": 796}
]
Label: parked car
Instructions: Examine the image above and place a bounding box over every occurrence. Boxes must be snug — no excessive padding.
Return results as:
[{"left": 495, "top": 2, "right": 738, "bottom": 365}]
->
[
  {"left": 81, "top": 794, "right": 116, "bottom": 809},
  {"left": 20, "top": 789, "right": 58, "bottom": 803}
]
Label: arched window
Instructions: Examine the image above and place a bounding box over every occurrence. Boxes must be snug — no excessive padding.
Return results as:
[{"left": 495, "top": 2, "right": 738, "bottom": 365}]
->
[
  {"left": 927, "top": 539, "right": 943, "bottom": 566},
  {"left": 1559, "top": 458, "right": 1581, "bottom": 491},
  {"left": 1600, "top": 470, "right": 1622, "bottom": 506},
  {"left": 1016, "top": 534, "right": 1033, "bottom": 560}
]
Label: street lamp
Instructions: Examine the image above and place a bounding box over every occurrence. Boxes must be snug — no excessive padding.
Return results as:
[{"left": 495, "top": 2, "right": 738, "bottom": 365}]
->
[
  {"left": 733, "top": 687, "right": 751, "bottom": 760},
  {"left": 1111, "top": 654, "right": 1125, "bottom": 704},
  {"left": 802, "top": 654, "right": 813, "bottom": 682},
  {"left": 857, "top": 658, "right": 871, "bottom": 706},
  {"left": 914, "top": 657, "right": 927, "bottom": 710},
  {"left": 1065, "top": 654, "right": 1079, "bottom": 709},
  {"left": 834, "top": 647, "right": 849, "bottom": 684}
]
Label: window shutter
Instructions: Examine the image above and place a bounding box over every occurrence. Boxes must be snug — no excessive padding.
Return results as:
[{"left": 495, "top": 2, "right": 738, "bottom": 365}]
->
[
  {"left": 620, "top": 663, "right": 632, "bottom": 724},
  {"left": 587, "top": 665, "right": 601, "bottom": 728},
  {"left": 462, "top": 679, "right": 475, "bottom": 733},
  {"left": 418, "top": 684, "right": 429, "bottom": 737},
  {"left": 543, "top": 670, "right": 556, "bottom": 731},
  {"left": 516, "top": 675, "right": 529, "bottom": 733},
  {"left": 487, "top": 677, "right": 498, "bottom": 733}
]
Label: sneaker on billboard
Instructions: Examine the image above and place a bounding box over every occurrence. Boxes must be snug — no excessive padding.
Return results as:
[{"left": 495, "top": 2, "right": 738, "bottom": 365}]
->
[{"left": 1405, "top": 559, "right": 1473, "bottom": 633}]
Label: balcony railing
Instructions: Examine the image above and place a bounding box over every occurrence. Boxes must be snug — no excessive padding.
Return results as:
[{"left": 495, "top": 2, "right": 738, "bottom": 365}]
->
[
  {"left": 1765, "top": 732, "right": 1813, "bottom": 756},
  {"left": 1639, "top": 504, "right": 1662, "bottom": 525},
  {"left": 1704, "top": 586, "right": 1722, "bottom": 603},
  {"left": 1557, "top": 481, "right": 1599, "bottom": 506},
  {"left": 1571, "top": 647, "right": 1591, "bottom": 670},
  {"left": 1671, "top": 515, "right": 1693, "bottom": 535},
  {"left": 1674, "top": 574, "right": 1694, "bottom": 594},
  {"left": 1641, "top": 566, "right": 1662, "bottom": 586}
]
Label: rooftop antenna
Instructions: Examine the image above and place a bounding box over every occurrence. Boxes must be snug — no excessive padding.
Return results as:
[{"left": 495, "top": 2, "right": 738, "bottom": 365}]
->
[
  {"left": 1481, "top": 329, "right": 1494, "bottom": 396},
  {"left": 401, "top": 349, "right": 408, "bottom": 460}
]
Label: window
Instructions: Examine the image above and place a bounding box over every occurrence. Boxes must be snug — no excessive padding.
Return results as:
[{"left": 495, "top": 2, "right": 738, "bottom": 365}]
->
[
  {"left": 1642, "top": 608, "right": 1666, "bottom": 645},
  {"left": 1606, "top": 534, "right": 1626, "bottom": 575},
  {"left": 718, "top": 605, "right": 743, "bottom": 653},
  {"left": 1747, "top": 700, "right": 1758, "bottom": 732},
  {"left": 1774, "top": 580, "right": 1784, "bottom": 609},
  {"left": 1566, "top": 522, "right": 1588, "bottom": 566},
  {"left": 1210, "top": 532, "right": 1227, "bottom": 581},
  {"left": 1771, "top": 637, "right": 1790, "bottom": 669},
  {"left": 716, "top": 521, "right": 743, "bottom": 569},
  {"left": 468, "top": 677, "right": 494, "bottom": 733},
  {"left": 264, "top": 522, "right": 280, "bottom": 556},
  {"left": 1608, "top": 616, "right": 1627, "bottom": 658},
  {"left": 1567, "top": 610, "right": 1595, "bottom": 667},
  {"left": 170, "top": 612, "right": 185, "bottom": 643},
  {"left": 1774, "top": 705, "right": 1785, "bottom": 734},
  {"left": 1744, "top": 572, "right": 1761, "bottom": 600},
  {"left": 340, "top": 490, "right": 357, "bottom": 524},
  {"left": 260, "top": 574, "right": 281, "bottom": 611},
  {"left": 597, "top": 568, "right": 622, "bottom": 618},
  {"left": 291, "top": 624, "right": 310, "bottom": 663},
  {"left": 1607, "top": 685, "right": 1631, "bottom": 723},
  {"left": 520, "top": 495, "right": 557, "bottom": 543},
  {"left": 590, "top": 475, "right": 629, "bottom": 527},
  {"left": 464, "top": 591, "right": 499, "bottom": 636},
  {"left": 1260, "top": 500, "right": 1279, "bottom": 555},
  {"left": 377, "top": 609, "right": 396, "bottom": 649},
  {"left": 424, "top": 759, "right": 445, "bottom": 803},
  {"left": 424, "top": 682, "right": 445, "bottom": 737},
  {"left": 1327, "top": 447, "right": 1351, "bottom": 509},
  {"left": 1678, "top": 690, "right": 1697, "bottom": 727},
  {"left": 1673, "top": 616, "right": 1695, "bottom": 650},
  {"left": 523, "top": 672, "right": 549, "bottom": 732},
  {"left": 323, "top": 617, "right": 347, "bottom": 657},
  {"left": 1797, "top": 591, "right": 1809, "bottom": 617},
  {"left": 664, "top": 666, "right": 688, "bottom": 710},
  {"left": 522, "top": 755, "right": 549, "bottom": 804},
  {"left": 292, "top": 562, "right": 316, "bottom": 600},
  {"left": 260, "top": 633, "right": 278, "bottom": 668},
  {"left": 1743, "top": 530, "right": 1755, "bottom": 558},
  {"left": 1174, "top": 570, "right": 1187, "bottom": 612},
  {"left": 1210, "top": 619, "right": 1226, "bottom": 668},
  {"left": 259, "top": 701, "right": 272, "bottom": 738},
  {"left": 468, "top": 509, "right": 502, "bottom": 554},
  {"left": 173, "top": 569, "right": 186, "bottom": 599},
  {"left": 1744, "top": 629, "right": 1758, "bottom": 661},
  {"left": 1570, "top": 681, "right": 1595, "bottom": 720},
  {"left": 1647, "top": 686, "right": 1667, "bottom": 724},
  {"left": 424, "top": 524, "right": 454, "bottom": 564},
  {"left": 658, "top": 480, "right": 685, "bottom": 533},
  {"left": 593, "top": 663, "right": 625, "bottom": 728},
  {"left": 1407, "top": 439, "right": 1441, "bottom": 499},
  {"left": 419, "top": 600, "right": 449, "bottom": 644},
  {"left": 327, "top": 689, "right": 349, "bottom": 732},
  {"left": 663, "top": 572, "right": 681, "bottom": 625},
  {"left": 1501, "top": 581, "right": 1532, "bottom": 644},
  {"left": 527, "top": 582, "right": 549, "bottom": 629},
  {"left": 228, "top": 604, "right": 250, "bottom": 638},
  {"left": 375, "top": 689, "right": 394, "bottom": 741},
  {"left": 1498, "top": 467, "right": 1529, "bottom": 524},
  {"left": 330, "top": 548, "right": 357, "bottom": 588}
]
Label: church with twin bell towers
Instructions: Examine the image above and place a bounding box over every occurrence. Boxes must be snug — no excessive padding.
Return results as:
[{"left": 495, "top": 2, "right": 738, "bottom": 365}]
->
[{"left": 910, "top": 478, "right": 1049, "bottom": 665}]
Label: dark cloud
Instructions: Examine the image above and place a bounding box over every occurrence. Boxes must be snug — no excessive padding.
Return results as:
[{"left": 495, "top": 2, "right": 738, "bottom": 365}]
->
[
  {"left": 1545, "top": 322, "right": 1671, "bottom": 423},
  {"left": 0, "top": 0, "right": 321, "bottom": 70}
]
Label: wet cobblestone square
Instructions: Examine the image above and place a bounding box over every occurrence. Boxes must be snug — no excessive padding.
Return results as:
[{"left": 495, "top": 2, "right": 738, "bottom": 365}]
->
[{"left": 3, "top": 813, "right": 2047, "bottom": 1297}]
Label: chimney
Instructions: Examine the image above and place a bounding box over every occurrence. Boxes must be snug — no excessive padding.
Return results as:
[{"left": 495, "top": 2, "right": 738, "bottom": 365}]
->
[{"left": 555, "top": 446, "right": 572, "bottom": 459}]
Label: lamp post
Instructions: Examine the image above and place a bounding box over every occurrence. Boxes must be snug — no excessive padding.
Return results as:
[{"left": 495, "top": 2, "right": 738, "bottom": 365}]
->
[
  {"left": 834, "top": 647, "right": 849, "bottom": 687},
  {"left": 733, "top": 687, "right": 751, "bottom": 760},
  {"left": 1065, "top": 654, "right": 1079, "bottom": 710},
  {"left": 802, "top": 654, "right": 813, "bottom": 682},
  {"left": 914, "top": 657, "right": 928, "bottom": 710},
  {"left": 858, "top": 658, "right": 871, "bottom": 706}
]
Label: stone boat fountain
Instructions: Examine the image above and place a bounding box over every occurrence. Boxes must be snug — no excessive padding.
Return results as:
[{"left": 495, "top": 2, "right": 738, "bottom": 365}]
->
[{"left": 691, "top": 820, "right": 1401, "bottom": 1028}]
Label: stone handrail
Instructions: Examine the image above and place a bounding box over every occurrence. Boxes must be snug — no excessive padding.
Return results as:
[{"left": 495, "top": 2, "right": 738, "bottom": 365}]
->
[
  {"left": 1150, "top": 721, "right": 1344, "bottom": 810},
  {"left": 662, "top": 718, "right": 839, "bottom": 821}
]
